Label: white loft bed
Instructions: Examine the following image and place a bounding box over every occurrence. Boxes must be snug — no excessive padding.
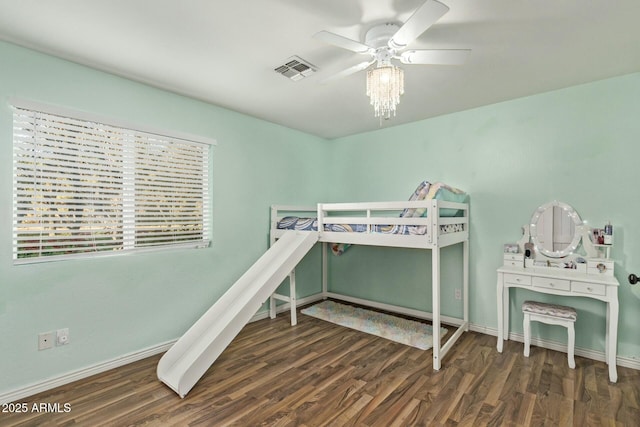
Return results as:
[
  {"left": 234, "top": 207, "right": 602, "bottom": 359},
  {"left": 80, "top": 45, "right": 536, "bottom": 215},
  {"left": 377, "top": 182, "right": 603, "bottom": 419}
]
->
[{"left": 269, "top": 198, "right": 469, "bottom": 371}]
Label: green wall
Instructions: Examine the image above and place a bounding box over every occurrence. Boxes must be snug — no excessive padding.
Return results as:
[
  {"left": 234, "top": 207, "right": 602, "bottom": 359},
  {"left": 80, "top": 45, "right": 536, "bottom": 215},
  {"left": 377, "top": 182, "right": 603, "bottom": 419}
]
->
[
  {"left": 329, "top": 73, "right": 640, "bottom": 359},
  {"left": 0, "top": 41, "right": 328, "bottom": 394},
  {"left": 2, "top": 39, "right": 639, "bottom": 397}
]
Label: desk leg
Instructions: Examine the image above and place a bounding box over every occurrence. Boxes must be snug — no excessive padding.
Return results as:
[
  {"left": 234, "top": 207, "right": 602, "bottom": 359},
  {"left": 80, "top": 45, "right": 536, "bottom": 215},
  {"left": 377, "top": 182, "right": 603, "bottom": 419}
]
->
[
  {"left": 605, "top": 303, "right": 610, "bottom": 364},
  {"left": 607, "top": 297, "right": 619, "bottom": 383},
  {"left": 503, "top": 284, "right": 510, "bottom": 345},
  {"left": 497, "top": 273, "right": 504, "bottom": 353}
]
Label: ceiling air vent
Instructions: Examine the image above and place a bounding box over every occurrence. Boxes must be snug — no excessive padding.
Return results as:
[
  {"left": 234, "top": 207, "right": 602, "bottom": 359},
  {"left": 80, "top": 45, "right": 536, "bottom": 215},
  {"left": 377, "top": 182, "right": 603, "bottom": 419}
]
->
[{"left": 274, "top": 56, "right": 317, "bottom": 81}]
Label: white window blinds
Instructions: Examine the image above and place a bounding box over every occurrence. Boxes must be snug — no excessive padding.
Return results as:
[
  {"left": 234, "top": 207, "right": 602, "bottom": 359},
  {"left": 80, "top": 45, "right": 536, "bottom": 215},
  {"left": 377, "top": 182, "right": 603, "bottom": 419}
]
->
[{"left": 12, "top": 105, "right": 211, "bottom": 264}]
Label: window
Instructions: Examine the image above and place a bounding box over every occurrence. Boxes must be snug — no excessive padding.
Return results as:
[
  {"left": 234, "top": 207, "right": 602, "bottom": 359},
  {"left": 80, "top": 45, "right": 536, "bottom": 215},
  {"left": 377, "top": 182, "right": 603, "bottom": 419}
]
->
[{"left": 12, "top": 101, "right": 212, "bottom": 264}]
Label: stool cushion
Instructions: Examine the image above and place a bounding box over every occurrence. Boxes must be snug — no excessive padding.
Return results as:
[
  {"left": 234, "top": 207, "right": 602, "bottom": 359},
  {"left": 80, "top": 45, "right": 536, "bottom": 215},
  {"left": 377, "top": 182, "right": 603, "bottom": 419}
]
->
[{"left": 522, "top": 300, "right": 577, "bottom": 321}]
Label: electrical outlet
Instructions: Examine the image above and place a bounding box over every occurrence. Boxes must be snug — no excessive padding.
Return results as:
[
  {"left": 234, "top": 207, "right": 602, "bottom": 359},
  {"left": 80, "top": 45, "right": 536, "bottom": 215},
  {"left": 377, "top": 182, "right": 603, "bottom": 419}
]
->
[
  {"left": 38, "top": 332, "right": 55, "bottom": 350},
  {"left": 56, "top": 328, "right": 70, "bottom": 346},
  {"left": 455, "top": 288, "right": 462, "bottom": 300}
]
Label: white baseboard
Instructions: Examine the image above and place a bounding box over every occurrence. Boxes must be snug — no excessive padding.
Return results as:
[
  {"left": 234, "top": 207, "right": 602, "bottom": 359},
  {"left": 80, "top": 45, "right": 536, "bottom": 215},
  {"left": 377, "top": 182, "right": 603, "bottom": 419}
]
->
[
  {"left": 0, "top": 340, "right": 176, "bottom": 405},
  {"left": 0, "top": 294, "right": 326, "bottom": 405},
  {"left": 250, "top": 293, "right": 325, "bottom": 322},
  {"left": 468, "top": 323, "right": 640, "bottom": 371},
  {"left": 2, "top": 298, "right": 638, "bottom": 405},
  {"left": 267, "top": 294, "right": 640, "bottom": 371},
  {"left": 265, "top": 294, "right": 640, "bottom": 371},
  {"left": 324, "top": 292, "right": 465, "bottom": 326}
]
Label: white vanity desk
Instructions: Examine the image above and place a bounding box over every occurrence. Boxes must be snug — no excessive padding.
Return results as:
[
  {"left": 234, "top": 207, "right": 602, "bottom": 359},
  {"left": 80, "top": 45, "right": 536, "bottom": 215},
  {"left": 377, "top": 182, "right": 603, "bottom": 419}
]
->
[
  {"left": 496, "top": 201, "right": 620, "bottom": 383},
  {"left": 496, "top": 265, "right": 619, "bottom": 382}
]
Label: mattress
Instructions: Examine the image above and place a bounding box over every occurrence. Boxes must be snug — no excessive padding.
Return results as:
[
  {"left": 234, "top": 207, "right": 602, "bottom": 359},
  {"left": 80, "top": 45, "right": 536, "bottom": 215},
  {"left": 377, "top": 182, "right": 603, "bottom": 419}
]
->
[
  {"left": 276, "top": 216, "right": 464, "bottom": 256},
  {"left": 276, "top": 216, "right": 464, "bottom": 236},
  {"left": 276, "top": 217, "right": 421, "bottom": 233}
]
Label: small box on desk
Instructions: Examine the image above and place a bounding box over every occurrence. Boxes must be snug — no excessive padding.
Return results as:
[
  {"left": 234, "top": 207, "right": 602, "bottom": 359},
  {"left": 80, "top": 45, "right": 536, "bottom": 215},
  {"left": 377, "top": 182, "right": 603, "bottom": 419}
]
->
[
  {"left": 504, "top": 253, "right": 524, "bottom": 268},
  {"left": 503, "top": 244, "right": 519, "bottom": 254}
]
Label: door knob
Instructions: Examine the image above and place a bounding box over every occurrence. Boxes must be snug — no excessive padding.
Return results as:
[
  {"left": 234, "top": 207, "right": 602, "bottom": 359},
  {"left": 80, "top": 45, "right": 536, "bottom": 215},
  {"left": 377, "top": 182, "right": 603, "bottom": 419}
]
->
[{"left": 629, "top": 274, "right": 639, "bottom": 285}]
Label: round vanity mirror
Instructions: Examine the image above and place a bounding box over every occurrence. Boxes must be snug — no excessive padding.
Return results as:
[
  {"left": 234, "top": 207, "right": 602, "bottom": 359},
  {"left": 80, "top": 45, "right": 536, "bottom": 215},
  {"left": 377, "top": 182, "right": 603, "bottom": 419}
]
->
[{"left": 530, "top": 201, "right": 582, "bottom": 258}]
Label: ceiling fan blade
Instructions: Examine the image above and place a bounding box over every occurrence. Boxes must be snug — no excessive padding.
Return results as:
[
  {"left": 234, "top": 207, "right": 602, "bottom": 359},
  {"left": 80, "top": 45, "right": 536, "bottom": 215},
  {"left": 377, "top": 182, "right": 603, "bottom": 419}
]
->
[
  {"left": 314, "top": 30, "right": 371, "bottom": 54},
  {"left": 320, "top": 60, "right": 375, "bottom": 84},
  {"left": 389, "top": 0, "right": 449, "bottom": 50},
  {"left": 399, "top": 49, "right": 470, "bottom": 65}
]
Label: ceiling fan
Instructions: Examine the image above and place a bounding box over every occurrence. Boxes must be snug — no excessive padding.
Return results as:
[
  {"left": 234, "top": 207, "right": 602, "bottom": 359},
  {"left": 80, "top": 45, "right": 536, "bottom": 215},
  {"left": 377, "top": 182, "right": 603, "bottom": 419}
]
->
[{"left": 314, "top": 0, "right": 470, "bottom": 83}]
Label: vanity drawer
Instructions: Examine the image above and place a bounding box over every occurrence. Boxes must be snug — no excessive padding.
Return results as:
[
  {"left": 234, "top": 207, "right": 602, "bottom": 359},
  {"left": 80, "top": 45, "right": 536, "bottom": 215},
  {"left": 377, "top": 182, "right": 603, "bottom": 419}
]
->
[
  {"left": 587, "top": 259, "right": 614, "bottom": 277},
  {"left": 532, "top": 276, "right": 570, "bottom": 291},
  {"left": 503, "top": 253, "right": 524, "bottom": 267},
  {"left": 504, "top": 273, "right": 531, "bottom": 287},
  {"left": 571, "top": 281, "right": 606, "bottom": 296}
]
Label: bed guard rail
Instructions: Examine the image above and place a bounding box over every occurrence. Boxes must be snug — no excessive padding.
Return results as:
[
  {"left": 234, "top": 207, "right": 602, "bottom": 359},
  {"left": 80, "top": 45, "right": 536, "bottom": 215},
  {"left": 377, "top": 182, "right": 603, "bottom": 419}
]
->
[
  {"left": 271, "top": 200, "right": 468, "bottom": 234},
  {"left": 317, "top": 200, "right": 468, "bottom": 234}
]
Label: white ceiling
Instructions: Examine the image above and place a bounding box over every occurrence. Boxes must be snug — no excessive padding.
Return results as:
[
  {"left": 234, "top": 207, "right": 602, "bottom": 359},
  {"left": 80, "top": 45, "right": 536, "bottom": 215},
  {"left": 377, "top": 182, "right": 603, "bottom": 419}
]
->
[{"left": 1, "top": 0, "right": 639, "bottom": 139}]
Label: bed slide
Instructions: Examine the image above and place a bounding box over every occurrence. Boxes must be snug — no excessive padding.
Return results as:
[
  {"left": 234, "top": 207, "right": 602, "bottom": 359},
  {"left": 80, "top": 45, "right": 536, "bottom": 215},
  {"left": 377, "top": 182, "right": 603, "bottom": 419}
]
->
[{"left": 157, "top": 230, "right": 318, "bottom": 398}]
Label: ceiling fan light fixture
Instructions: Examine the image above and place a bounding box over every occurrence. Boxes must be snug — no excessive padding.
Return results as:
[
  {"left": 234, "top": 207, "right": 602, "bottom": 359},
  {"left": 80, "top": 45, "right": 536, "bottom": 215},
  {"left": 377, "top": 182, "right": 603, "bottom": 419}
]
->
[
  {"left": 315, "top": 0, "right": 465, "bottom": 121},
  {"left": 366, "top": 65, "right": 404, "bottom": 119}
]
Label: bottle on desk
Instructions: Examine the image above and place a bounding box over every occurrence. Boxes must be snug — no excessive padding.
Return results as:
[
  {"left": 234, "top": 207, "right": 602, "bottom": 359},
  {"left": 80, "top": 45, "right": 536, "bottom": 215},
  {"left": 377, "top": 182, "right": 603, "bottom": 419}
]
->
[{"left": 604, "top": 222, "right": 613, "bottom": 245}]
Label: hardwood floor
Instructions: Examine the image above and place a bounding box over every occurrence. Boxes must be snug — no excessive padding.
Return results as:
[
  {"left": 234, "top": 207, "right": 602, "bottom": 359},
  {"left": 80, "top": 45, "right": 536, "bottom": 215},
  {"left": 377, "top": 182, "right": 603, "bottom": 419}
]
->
[{"left": 2, "top": 308, "right": 639, "bottom": 426}]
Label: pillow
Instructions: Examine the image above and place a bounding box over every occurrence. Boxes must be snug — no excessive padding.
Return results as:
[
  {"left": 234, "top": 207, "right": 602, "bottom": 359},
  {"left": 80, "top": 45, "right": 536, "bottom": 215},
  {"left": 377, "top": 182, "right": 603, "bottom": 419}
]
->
[
  {"left": 400, "top": 180, "right": 431, "bottom": 218},
  {"left": 428, "top": 182, "right": 468, "bottom": 217}
]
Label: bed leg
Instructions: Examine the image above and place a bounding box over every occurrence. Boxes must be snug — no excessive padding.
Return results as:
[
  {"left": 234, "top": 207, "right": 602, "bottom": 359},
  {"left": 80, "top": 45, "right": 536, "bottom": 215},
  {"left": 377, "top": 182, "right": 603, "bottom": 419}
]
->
[
  {"left": 269, "top": 295, "right": 276, "bottom": 320},
  {"left": 463, "top": 239, "right": 469, "bottom": 331},
  {"left": 289, "top": 270, "right": 297, "bottom": 326},
  {"left": 322, "top": 242, "right": 328, "bottom": 298},
  {"left": 432, "top": 247, "right": 441, "bottom": 371}
]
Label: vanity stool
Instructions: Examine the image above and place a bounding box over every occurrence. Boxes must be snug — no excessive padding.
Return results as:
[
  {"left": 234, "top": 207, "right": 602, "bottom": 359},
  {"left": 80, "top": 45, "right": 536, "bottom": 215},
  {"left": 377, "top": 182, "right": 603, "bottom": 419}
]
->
[{"left": 522, "top": 300, "right": 577, "bottom": 368}]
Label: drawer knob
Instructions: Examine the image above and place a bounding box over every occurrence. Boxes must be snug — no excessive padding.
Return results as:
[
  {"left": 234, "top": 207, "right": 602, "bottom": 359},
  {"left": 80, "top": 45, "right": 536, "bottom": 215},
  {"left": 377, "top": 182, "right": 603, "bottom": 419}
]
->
[
  {"left": 587, "top": 287, "right": 593, "bottom": 292},
  {"left": 549, "top": 283, "right": 555, "bottom": 287}
]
